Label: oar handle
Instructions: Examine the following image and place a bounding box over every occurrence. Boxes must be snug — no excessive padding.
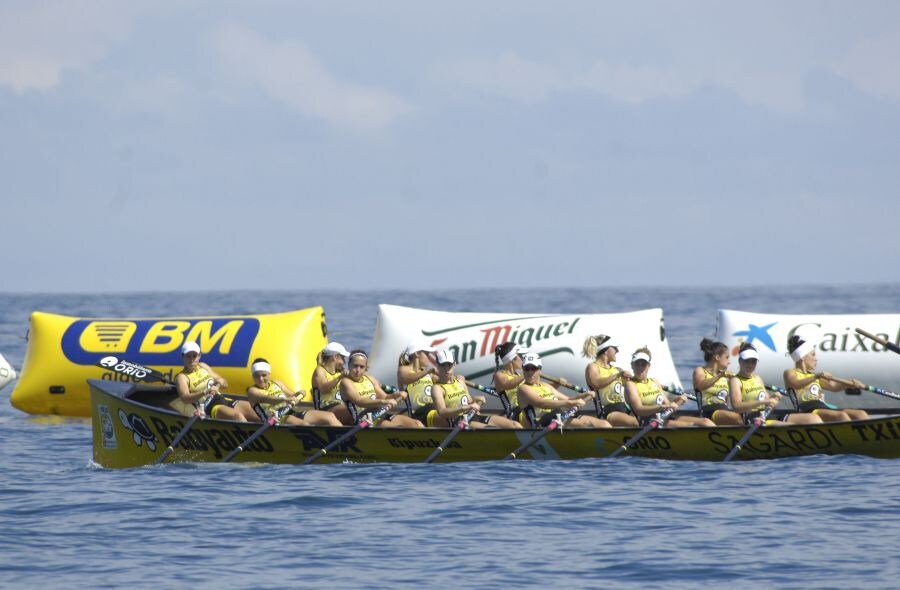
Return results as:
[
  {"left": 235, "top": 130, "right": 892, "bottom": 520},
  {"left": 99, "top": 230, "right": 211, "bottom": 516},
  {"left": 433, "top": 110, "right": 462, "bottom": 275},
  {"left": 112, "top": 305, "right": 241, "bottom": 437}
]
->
[
  {"left": 855, "top": 328, "right": 900, "bottom": 355},
  {"left": 662, "top": 385, "right": 697, "bottom": 402},
  {"left": 465, "top": 380, "right": 499, "bottom": 396},
  {"left": 541, "top": 375, "right": 589, "bottom": 394}
]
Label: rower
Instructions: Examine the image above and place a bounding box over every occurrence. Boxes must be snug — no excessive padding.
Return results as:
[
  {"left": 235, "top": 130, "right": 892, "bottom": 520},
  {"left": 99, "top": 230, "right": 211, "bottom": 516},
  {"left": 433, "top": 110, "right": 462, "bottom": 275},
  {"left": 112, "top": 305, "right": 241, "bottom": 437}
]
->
[
  {"left": 339, "top": 350, "right": 424, "bottom": 428},
  {"left": 174, "top": 341, "right": 257, "bottom": 422},
  {"left": 396, "top": 340, "right": 437, "bottom": 424},
  {"left": 583, "top": 334, "right": 638, "bottom": 427},
  {"left": 312, "top": 342, "right": 354, "bottom": 424},
  {"left": 624, "top": 347, "right": 714, "bottom": 428},
  {"left": 783, "top": 336, "right": 869, "bottom": 422},
  {"left": 691, "top": 338, "right": 743, "bottom": 425},
  {"left": 729, "top": 344, "right": 821, "bottom": 426},
  {"left": 429, "top": 348, "right": 522, "bottom": 429},
  {"left": 491, "top": 341, "right": 527, "bottom": 420},
  {"left": 518, "top": 352, "right": 610, "bottom": 428},
  {"left": 245, "top": 358, "right": 341, "bottom": 426}
]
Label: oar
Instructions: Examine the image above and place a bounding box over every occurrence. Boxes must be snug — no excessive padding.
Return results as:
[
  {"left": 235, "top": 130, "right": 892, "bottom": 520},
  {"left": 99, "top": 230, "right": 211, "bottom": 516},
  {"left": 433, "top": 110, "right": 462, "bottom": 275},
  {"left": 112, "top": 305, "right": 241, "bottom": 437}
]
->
[
  {"left": 221, "top": 403, "right": 295, "bottom": 463},
  {"left": 722, "top": 406, "right": 774, "bottom": 462},
  {"left": 96, "top": 356, "right": 172, "bottom": 385},
  {"left": 155, "top": 393, "right": 212, "bottom": 464},
  {"left": 424, "top": 409, "right": 477, "bottom": 463},
  {"left": 464, "top": 380, "right": 514, "bottom": 418},
  {"left": 828, "top": 376, "right": 900, "bottom": 402},
  {"left": 855, "top": 327, "right": 900, "bottom": 355},
  {"left": 536, "top": 375, "right": 602, "bottom": 416},
  {"left": 302, "top": 405, "right": 391, "bottom": 465},
  {"left": 608, "top": 407, "right": 675, "bottom": 459},
  {"left": 505, "top": 407, "right": 579, "bottom": 460}
]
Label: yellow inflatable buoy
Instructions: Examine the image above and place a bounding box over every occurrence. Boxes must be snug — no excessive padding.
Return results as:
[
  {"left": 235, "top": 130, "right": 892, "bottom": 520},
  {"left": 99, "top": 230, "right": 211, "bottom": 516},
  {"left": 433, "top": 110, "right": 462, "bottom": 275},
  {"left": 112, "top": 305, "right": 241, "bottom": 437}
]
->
[{"left": 10, "top": 307, "right": 327, "bottom": 416}]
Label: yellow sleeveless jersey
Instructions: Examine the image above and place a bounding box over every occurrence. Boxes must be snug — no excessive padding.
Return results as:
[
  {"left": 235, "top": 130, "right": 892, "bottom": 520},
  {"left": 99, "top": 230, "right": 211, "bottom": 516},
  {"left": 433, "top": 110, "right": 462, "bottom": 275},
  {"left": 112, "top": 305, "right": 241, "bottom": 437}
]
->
[
  {"left": 788, "top": 368, "right": 823, "bottom": 404},
  {"left": 525, "top": 382, "right": 559, "bottom": 421},
  {"left": 593, "top": 363, "right": 626, "bottom": 406},
  {"left": 407, "top": 374, "right": 434, "bottom": 411},
  {"left": 435, "top": 378, "right": 470, "bottom": 412},
  {"left": 633, "top": 379, "right": 665, "bottom": 408},
  {"left": 318, "top": 367, "right": 343, "bottom": 406},
  {"left": 494, "top": 369, "right": 522, "bottom": 408},
  {"left": 736, "top": 374, "right": 767, "bottom": 411},
  {"left": 699, "top": 368, "right": 729, "bottom": 407},
  {"left": 346, "top": 375, "right": 378, "bottom": 403},
  {"left": 256, "top": 381, "right": 289, "bottom": 416},
  {"left": 182, "top": 366, "right": 212, "bottom": 393}
]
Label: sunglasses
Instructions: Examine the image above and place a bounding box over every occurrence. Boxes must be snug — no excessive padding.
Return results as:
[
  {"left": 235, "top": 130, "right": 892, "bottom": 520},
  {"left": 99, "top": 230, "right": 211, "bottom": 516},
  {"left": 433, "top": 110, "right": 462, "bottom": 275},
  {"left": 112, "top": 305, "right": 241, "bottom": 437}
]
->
[{"left": 523, "top": 365, "right": 540, "bottom": 371}]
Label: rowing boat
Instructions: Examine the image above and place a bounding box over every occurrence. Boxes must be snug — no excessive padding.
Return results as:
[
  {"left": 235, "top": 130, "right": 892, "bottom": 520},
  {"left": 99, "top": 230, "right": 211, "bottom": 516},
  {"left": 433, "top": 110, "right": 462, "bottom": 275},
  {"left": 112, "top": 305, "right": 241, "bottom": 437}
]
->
[{"left": 90, "top": 379, "right": 900, "bottom": 468}]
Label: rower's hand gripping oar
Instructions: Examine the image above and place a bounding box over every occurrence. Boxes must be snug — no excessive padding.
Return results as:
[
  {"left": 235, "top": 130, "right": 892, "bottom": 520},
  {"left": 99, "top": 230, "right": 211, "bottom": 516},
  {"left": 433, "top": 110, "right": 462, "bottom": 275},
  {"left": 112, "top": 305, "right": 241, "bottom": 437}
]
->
[
  {"left": 535, "top": 374, "right": 601, "bottom": 416},
  {"left": 156, "top": 390, "right": 214, "bottom": 464},
  {"left": 424, "top": 408, "right": 477, "bottom": 464},
  {"left": 855, "top": 327, "right": 900, "bottom": 356},
  {"left": 221, "top": 402, "right": 295, "bottom": 463},
  {"left": 826, "top": 375, "right": 900, "bottom": 402},
  {"left": 722, "top": 404, "right": 776, "bottom": 462},
  {"left": 464, "top": 380, "right": 515, "bottom": 418},
  {"left": 505, "top": 406, "right": 579, "bottom": 460},
  {"left": 302, "top": 405, "right": 391, "bottom": 465}
]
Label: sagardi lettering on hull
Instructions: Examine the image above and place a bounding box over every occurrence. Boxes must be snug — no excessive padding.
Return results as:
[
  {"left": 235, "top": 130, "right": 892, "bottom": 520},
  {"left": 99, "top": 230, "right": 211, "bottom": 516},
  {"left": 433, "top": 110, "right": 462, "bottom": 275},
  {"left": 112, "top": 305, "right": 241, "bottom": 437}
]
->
[{"left": 62, "top": 318, "right": 260, "bottom": 367}]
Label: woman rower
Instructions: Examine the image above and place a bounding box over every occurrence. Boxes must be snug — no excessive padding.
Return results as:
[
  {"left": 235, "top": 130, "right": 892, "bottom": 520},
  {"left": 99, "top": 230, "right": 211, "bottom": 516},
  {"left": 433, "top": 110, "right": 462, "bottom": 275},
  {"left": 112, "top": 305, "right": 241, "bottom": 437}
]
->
[
  {"left": 583, "top": 334, "right": 638, "bottom": 427},
  {"left": 429, "top": 348, "right": 522, "bottom": 429},
  {"left": 518, "top": 352, "right": 610, "bottom": 428},
  {"left": 246, "top": 358, "right": 342, "bottom": 427},
  {"left": 491, "top": 341, "right": 526, "bottom": 420},
  {"left": 174, "top": 341, "right": 257, "bottom": 422},
  {"left": 729, "top": 343, "right": 822, "bottom": 426},
  {"left": 783, "top": 336, "right": 869, "bottom": 422},
  {"left": 397, "top": 340, "right": 437, "bottom": 424},
  {"left": 312, "top": 342, "right": 353, "bottom": 424},
  {"left": 625, "top": 347, "right": 714, "bottom": 428},
  {"left": 691, "top": 338, "right": 743, "bottom": 425},
  {"left": 339, "top": 350, "right": 424, "bottom": 428}
]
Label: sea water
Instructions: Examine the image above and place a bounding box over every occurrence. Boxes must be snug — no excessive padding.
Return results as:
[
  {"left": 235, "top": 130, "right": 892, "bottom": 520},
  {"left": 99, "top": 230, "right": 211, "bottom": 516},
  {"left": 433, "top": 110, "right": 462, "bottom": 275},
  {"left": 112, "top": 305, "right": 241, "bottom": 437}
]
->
[{"left": 1, "top": 286, "right": 899, "bottom": 589}]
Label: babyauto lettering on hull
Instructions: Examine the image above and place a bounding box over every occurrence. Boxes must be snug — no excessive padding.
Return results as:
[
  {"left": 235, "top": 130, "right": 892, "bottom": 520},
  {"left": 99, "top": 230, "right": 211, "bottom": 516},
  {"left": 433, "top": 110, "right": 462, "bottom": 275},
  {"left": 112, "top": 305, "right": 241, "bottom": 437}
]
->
[{"left": 62, "top": 318, "right": 260, "bottom": 367}]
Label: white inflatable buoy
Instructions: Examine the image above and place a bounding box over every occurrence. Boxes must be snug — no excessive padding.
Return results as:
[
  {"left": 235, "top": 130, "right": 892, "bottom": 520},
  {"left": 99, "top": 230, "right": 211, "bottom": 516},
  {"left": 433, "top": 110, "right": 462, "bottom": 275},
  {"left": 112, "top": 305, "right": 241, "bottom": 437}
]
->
[{"left": 0, "top": 353, "right": 16, "bottom": 391}]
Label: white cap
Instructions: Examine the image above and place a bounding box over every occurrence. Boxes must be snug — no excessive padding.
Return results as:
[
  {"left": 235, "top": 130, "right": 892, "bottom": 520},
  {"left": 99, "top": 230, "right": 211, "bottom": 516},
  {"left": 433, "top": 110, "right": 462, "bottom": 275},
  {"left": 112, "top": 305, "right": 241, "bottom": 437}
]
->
[
  {"left": 521, "top": 352, "right": 543, "bottom": 368},
  {"left": 598, "top": 339, "right": 619, "bottom": 352},
  {"left": 631, "top": 351, "right": 651, "bottom": 364},
  {"left": 435, "top": 348, "right": 456, "bottom": 365},
  {"left": 515, "top": 345, "right": 530, "bottom": 355},
  {"left": 739, "top": 348, "right": 760, "bottom": 361},
  {"left": 323, "top": 342, "right": 350, "bottom": 358},
  {"left": 181, "top": 341, "right": 201, "bottom": 355},
  {"left": 405, "top": 340, "right": 435, "bottom": 356},
  {"left": 251, "top": 361, "right": 272, "bottom": 374}
]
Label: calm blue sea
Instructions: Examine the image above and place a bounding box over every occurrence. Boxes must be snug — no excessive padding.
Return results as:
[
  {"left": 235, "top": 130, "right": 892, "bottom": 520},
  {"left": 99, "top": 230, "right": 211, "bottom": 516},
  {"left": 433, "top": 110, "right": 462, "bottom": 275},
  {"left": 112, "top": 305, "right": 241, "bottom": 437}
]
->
[{"left": 1, "top": 286, "right": 899, "bottom": 589}]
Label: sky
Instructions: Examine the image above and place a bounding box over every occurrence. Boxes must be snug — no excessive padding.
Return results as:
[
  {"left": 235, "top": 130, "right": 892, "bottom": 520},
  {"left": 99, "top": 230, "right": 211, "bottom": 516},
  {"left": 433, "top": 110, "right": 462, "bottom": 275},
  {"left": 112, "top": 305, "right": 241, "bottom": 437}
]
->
[{"left": 1, "top": 1, "right": 899, "bottom": 293}]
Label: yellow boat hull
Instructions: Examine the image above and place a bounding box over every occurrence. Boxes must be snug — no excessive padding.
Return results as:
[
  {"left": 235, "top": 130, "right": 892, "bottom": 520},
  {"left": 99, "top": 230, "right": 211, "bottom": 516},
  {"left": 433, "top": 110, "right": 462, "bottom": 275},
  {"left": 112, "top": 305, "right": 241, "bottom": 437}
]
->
[{"left": 90, "top": 380, "right": 900, "bottom": 468}]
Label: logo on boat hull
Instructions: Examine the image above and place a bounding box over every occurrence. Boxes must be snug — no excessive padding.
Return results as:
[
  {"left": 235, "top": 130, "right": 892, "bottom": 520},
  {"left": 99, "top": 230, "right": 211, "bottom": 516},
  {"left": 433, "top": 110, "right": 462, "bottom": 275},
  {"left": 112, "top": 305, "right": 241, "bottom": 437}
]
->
[
  {"left": 62, "top": 318, "right": 260, "bottom": 367},
  {"left": 99, "top": 405, "right": 117, "bottom": 449}
]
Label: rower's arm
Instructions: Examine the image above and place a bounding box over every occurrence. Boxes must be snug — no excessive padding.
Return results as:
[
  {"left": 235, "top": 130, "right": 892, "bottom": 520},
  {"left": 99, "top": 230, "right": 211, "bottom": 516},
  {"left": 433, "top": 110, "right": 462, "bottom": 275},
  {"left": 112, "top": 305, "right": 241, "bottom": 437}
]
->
[{"left": 586, "top": 364, "right": 622, "bottom": 390}]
